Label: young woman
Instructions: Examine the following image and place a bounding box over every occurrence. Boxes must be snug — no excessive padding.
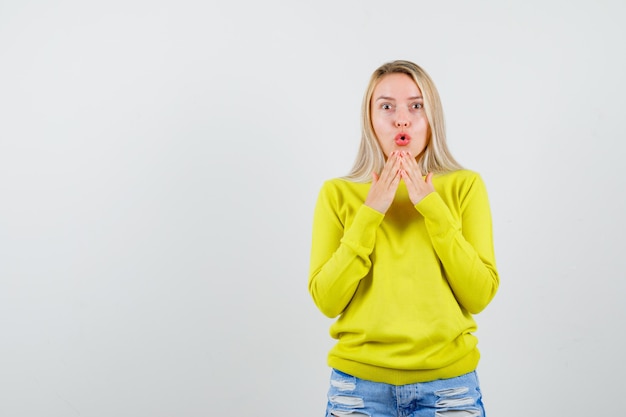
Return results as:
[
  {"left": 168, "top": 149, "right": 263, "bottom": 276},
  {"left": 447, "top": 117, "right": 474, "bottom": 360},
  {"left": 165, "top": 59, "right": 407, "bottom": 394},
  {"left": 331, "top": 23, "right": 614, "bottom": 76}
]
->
[{"left": 308, "top": 60, "right": 499, "bottom": 417}]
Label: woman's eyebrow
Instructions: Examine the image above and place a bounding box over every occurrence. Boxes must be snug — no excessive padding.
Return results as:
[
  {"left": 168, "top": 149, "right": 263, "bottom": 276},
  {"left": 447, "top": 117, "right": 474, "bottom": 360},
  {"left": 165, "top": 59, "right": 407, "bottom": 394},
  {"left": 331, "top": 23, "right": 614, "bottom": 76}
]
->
[{"left": 375, "top": 95, "right": 423, "bottom": 101}]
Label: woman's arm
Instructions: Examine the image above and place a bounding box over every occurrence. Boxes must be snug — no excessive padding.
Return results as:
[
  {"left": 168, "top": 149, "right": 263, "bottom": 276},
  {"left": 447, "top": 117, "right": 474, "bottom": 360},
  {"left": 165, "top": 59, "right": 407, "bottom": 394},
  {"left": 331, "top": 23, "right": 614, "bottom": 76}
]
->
[
  {"left": 308, "top": 182, "right": 384, "bottom": 318},
  {"left": 415, "top": 173, "right": 499, "bottom": 314}
]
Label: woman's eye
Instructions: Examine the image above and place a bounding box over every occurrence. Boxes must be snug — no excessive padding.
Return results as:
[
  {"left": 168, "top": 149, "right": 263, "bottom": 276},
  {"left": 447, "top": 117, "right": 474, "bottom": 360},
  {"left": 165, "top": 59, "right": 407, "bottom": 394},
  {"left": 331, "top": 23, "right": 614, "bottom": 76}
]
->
[
  {"left": 381, "top": 104, "right": 392, "bottom": 110},
  {"left": 412, "top": 103, "right": 423, "bottom": 109}
]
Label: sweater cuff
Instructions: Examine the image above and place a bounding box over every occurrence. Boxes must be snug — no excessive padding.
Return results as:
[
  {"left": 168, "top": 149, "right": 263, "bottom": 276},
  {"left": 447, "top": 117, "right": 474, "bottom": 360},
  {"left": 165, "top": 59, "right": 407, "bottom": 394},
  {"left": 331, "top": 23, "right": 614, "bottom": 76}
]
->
[
  {"left": 414, "top": 192, "right": 457, "bottom": 235},
  {"left": 341, "top": 204, "right": 384, "bottom": 251}
]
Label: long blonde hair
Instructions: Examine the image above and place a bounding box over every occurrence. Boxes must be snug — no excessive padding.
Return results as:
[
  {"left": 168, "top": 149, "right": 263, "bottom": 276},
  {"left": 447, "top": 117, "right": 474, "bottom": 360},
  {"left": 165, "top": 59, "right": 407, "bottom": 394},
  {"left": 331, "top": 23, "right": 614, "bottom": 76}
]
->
[{"left": 344, "top": 60, "right": 462, "bottom": 182}]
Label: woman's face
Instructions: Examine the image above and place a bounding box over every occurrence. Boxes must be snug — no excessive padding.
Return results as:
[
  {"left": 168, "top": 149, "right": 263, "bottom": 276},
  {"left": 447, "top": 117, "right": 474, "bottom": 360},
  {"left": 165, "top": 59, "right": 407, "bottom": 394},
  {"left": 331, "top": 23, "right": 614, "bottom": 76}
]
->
[{"left": 370, "top": 73, "right": 430, "bottom": 159}]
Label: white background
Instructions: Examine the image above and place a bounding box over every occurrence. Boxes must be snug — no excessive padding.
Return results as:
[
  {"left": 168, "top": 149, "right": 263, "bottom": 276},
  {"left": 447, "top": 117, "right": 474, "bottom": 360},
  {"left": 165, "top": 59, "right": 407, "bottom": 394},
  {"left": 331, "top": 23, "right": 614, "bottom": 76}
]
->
[{"left": 1, "top": 1, "right": 625, "bottom": 415}]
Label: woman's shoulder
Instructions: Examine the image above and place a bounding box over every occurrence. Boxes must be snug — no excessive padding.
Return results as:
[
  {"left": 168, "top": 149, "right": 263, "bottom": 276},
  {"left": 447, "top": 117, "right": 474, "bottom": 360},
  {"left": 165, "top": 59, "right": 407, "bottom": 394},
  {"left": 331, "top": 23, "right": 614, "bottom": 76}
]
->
[
  {"left": 435, "top": 169, "right": 487, "bottom": 195},
  {"left": 316, "top": 177, "right": 370, "bottom": 202},
  {"left": 320, "top": 177, "right": 371, "bottom": 190},
  {"left": 436, "top": 168, "right": 483, "bottom": 184}
]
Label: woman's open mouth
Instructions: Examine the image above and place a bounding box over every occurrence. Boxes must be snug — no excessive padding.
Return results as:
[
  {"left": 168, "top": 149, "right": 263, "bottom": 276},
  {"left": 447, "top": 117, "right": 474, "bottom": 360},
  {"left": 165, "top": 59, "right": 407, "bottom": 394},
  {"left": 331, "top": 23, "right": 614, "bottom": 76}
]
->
[{"left": 394, "top": 133, "right": 411, "bottom": 146}]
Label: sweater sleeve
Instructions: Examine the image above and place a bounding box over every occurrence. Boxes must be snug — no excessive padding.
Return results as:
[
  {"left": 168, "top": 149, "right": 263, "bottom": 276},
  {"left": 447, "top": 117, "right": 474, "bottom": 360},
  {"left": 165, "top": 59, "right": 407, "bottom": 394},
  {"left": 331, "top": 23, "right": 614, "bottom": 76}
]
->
[
  {"left": 414, "top": 174, "right": 499, "bottom": 314},
  {"left": 308, "top": 182, "right": 384, "bottom": 318}
]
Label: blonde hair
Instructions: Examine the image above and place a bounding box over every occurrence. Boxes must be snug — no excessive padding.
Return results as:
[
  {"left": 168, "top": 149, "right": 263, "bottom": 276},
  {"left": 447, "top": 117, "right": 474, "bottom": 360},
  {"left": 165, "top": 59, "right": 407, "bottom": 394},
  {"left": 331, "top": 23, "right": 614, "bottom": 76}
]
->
[{"left": 344, "top": 60, "right": 462, "bottom": 182}]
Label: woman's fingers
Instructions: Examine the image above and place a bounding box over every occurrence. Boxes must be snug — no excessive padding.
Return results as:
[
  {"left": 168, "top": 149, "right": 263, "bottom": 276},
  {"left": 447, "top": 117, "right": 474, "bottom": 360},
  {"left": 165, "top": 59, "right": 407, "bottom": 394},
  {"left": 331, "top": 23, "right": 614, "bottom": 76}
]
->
[
  {"left": 379, "top": 151, "right": 401, "bottom": 182},
  {"left": 399, "top": 151, "right": 434, "bottom": 205},
  {"left": 365, "top": 152, "right": 402, "bottom": 213},
  {"left": 400, "top": 151, "right": 421, "bottom": 175},
  {"left": 425, "top": 172, "right": 434, "bottom": 186},
  {"left": 366, "top": 151, "right": 435, "bottom": 211}
]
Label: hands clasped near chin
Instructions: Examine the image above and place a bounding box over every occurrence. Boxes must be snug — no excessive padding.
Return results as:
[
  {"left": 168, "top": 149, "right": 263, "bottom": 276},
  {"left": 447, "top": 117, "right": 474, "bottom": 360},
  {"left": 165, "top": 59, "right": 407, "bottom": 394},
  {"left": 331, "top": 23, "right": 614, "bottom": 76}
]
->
[{"left": 365, "top": 150, "right": 434, "bottom": 214}]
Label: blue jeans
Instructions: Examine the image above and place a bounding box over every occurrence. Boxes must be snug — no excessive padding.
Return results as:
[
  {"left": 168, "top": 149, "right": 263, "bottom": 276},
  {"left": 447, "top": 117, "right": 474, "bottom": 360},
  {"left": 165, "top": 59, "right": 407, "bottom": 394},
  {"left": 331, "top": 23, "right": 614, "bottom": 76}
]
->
[{"left": 325, "top": 369, "right": 485, "bottom": 417}]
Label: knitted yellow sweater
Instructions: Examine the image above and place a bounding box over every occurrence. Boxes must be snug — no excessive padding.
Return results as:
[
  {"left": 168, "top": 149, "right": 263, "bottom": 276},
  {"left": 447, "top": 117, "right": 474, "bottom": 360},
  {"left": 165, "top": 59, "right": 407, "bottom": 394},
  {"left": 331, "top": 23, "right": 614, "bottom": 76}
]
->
[{"left": 308, "top": 170, "right": 499, "bottom": 385}]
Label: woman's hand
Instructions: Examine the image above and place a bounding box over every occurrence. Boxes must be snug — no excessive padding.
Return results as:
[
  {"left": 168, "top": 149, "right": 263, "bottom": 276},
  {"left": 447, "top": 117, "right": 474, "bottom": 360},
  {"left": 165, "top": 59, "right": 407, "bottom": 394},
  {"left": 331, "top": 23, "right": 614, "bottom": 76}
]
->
[
  {"left": 400, "top": 151, "right": 434, "bottom": 205},
  {"left": 365, "top": 151, "right": 402, "bottom": 214}
]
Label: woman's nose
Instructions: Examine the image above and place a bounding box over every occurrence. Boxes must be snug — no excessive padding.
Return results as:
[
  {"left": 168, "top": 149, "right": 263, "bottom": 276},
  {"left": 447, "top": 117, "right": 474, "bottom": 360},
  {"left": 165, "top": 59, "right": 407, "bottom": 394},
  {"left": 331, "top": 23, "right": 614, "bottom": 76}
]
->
[
  {"left": 395, "top": 117, "right": 409, "bottom": 128},
  {"left": 395, "top": 107, "right": 410, "bottom": 127}
]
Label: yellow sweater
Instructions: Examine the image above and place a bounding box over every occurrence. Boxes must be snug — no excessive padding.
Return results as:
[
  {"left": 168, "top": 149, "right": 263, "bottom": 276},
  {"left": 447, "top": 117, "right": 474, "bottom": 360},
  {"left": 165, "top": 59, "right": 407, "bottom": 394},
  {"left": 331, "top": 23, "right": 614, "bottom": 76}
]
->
[{"left": 308, "top": 169, "right": 499, "bottom": 385}]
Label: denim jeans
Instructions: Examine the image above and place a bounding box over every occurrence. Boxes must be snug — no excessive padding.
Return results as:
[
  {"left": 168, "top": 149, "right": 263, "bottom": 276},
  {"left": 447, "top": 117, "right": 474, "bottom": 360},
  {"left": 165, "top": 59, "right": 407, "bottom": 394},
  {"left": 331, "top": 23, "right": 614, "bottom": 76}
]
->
[{"left": 325, "top": 369, "right": 485, "bottom": 417}]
